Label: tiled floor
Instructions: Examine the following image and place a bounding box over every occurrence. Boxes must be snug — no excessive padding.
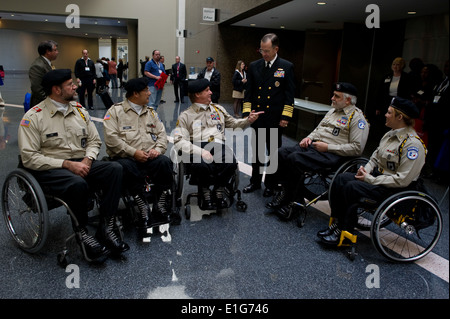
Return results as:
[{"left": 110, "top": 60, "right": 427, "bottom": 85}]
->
[{"left": 0, "top": 74, "right": 448, "bottom": 306}]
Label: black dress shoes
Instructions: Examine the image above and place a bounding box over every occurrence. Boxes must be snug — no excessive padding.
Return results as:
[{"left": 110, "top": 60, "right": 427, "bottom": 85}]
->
[
  {"left": 317, "top": 223, "right": 337, "bottom": 238},
  {"left": 320, "top": 229, "right": 341, "bottom": 246},
  {"left": 243, "top": 183, "right": 261, "bottom": 193}
]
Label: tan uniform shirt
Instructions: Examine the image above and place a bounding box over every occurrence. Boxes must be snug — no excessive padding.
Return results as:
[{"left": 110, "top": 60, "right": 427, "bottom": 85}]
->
[
  {"left": 103, "top": 100, "right": 168, "bottom": 158},
  {"left": 18, "top": 97, "right": 101, "bottom": 171},
  {"left": 174, "top": 103, "right": 250, "bottom": 156},
  {"left": 364, "top": 126, "right": 426, "bottom": 188},
  {"left": 307, "top": 104, "right": 369, "bottom": 156}
]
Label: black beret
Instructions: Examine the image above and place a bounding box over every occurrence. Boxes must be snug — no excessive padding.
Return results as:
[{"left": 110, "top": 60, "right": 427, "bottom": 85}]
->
[
  {"left": 188, "top": 78, "right": 210, "bottom": 94},
  {"left": 206, "top": 57, "right": 214, "bottom": 62},
  {"left": 390, "top": 97, "right": 419, "bottom": 119},
  {"left": 124, "top": 77, "right": 149, "bottom": 93},
  {"left": 334, "top": 82, "right": 358, "bottom": 97},
  {"left": 42, "top": 69, "right": 72, "bottom": 92}
]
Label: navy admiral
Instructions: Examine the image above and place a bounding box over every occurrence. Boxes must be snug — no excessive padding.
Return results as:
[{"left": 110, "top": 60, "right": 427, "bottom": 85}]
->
[
  {"left": 173, "top": 78, "right": 262, "bottom": 210},
  {"left": 266, "top": 82, "right": 369, "bottom": 218},
  {"left": 103, "top": 77, "right": 174, "bottom": 237},
  {"left": 242, "top": 33, "right": 296, "bottom": 197},
  {"left": 319, "top": 97, "right": 426, "bottom": 245},
  {"left": 18, "top": 69, "right": 129, "bottom": 262}
]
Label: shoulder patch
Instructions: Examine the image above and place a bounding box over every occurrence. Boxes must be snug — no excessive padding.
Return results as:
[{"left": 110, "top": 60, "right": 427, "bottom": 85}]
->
[
  {"left": 32, "top": 106, "right": 42, "bottom": 112},
  {"left": 406, "top": 147, "right": 419, "bottom": 160},
  {"left": 104, "top": 113, "right": 111, "bottom": 121}
]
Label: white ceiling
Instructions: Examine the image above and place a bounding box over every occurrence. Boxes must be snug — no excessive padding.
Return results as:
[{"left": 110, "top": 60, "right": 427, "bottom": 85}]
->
[
  {"left": 230, "top": 0, "right": 449, "bottom": 31},
  {"left": 0, "top": 0, "right": 448, "bottom": 39}
]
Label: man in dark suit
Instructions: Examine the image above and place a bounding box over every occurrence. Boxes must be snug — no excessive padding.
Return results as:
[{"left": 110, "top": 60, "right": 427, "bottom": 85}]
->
[
  {"left": 197, "top": 57, "right": 221, "bottom": 103},
  {"left": 29, "top": 40, "right": 59, "bottom": 107},
  {"left": 170, "top": 56, "right": 187, "bottom": 103},
  {"left": 74, "top": 49, "right": 96, "bottom": 109},
  {"left": 242, "top": 33, "right": 295, "bottom": 197}
]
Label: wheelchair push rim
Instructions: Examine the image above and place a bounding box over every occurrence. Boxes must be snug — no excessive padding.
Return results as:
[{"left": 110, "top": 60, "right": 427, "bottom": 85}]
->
[
  {"left": 370, "top": 191, "right": 443, "bottom": 263},
  {"left": 1, "top": 169, "right": 49, "bottom": 253}
]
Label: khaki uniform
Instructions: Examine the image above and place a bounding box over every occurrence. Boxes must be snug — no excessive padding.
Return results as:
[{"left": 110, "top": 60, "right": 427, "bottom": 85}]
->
[
  {"left": 307, "top": 104, "right": 369, "bottom": 157},
  {"left": 173, "top": 103, "right": 250, "bottom": 156},
  {"left": 364, "top": 126, "right": 427, "bottom": 188},
  {"left": 18, "top": 97, "right": 101, "bottom": 171},
  {"left": 103, "top": 100, "right": 167, "bottom": 158}
]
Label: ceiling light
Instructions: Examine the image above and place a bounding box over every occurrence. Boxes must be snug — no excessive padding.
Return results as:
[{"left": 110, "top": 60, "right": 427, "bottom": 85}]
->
[
  {"left": 44, "top": 19, "right": 48, "bottom": 22},
  {"left": 317, "top": 2, "right": 326, "bottom": 5},
  {"left": 250, "top": 23, "right": 256, "bottom": 27},
  {"left": 407, "top": 11, "right": 417, "bottom": 15},
  {"left": 280, "top": 25, "right": 285, "bottom": 29},
  {"left": 117, "top": 20, "right": 121, "bottom": 24}
]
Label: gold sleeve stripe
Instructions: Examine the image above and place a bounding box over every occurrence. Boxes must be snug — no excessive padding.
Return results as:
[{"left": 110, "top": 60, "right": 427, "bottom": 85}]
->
[
  {"left": 243, "top": 102, "right": 252, "bottom": 114},
  {"left": 282, "top": 105, "right": 294, "bottom": 117}
]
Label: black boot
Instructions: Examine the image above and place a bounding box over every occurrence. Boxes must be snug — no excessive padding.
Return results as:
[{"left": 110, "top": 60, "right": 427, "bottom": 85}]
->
[
  {"left": 214, "top": 186, "right": 228, "bottom": 209},
  {"left": 266, "top": 186, "right": 287, "bottom": 209},
  {"left": 76, "top": 227, "right": 110, "bottom": 262},
  {"left": 98, "top": 216, "right": 130, "bottom": 254},
  {"left": 148, "top": 190, "right": 171, "bottom": 228},
  {"left": 320, "top": 227, "right": 341, "bottom": 246},
  {"left": 199, "top": 186, "right": 216, "bottom": 210},
  {"left": 317, "top": 223, "right": 337, "bottom": 238},
  {"left": 134, "top": 194, "right": 150, "bottom": 238}
]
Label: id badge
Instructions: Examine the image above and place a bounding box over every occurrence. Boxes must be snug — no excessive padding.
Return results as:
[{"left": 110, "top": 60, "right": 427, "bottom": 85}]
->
[
  {"left": 85, "top": 67, "right": 90, "bottom": 71},
  {"left": 433, "top": 95, "right": 441, "bottom": 103}
]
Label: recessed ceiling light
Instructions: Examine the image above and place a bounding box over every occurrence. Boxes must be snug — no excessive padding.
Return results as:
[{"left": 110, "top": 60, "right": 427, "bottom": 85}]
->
[
  {"left": 10, "top": 14, "right": 14, "bottom": 17},
  {"left": 117, "top": 20, "right": 121, "bottom": 24},
  {"left": 250, "top": 23, "right": 256, "bottom": 27},
  {"left": 407, "top": 11, "right": 417, "bottom": 15},
  {"left": 44, "top": 19, "right": 48, "bottom": 22},
  {"left": 280, "top": 25, "right": 285, "bottom": 29},
  {"left": 317, "top": 2, "right": 327, "bottom": 5}
]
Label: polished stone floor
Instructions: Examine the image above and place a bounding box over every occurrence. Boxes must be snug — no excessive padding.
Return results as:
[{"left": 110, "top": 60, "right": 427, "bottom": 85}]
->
[{"left": 0, "top": 74, "right": 448, "bottom": 309}]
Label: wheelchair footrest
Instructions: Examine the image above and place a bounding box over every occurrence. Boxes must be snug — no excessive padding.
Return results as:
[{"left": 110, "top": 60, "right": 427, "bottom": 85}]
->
[{"left": 337, "top": 231, "right": 357, "bottom": 247}]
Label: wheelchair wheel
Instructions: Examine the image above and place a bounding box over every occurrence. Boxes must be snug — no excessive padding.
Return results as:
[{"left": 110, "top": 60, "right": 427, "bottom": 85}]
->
[
  {"left": 2, "top": 169, "right": 49, "bottom": 253},
  {"left": 370, "top": 191, "right": 443, "bottom": 262},
  {"left": 303, "top": 171, "right": 332, "bottom": 201}
]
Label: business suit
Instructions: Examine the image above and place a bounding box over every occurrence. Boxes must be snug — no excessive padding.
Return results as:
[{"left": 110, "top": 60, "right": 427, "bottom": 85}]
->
[
  {"left": 171, "top": 62, "right": 187, "bottom": 102},
  {"left": 243, "top": 56, "right": 295, "bottom": 189},
  {"left": 197, "top": 67, "right": 221, "bottom": 103},
  {"left": 29, "top": 56, "right": 54, "bottom": 107},
  {"left": 74, "top": 57, "right": 96, "bottom": 108}
]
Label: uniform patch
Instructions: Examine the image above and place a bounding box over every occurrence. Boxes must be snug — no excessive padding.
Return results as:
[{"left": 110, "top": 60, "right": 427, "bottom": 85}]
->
[
  {"left": 407, "top": 147, "right": 419, "bottom": 160},
  {"left": 104, "top": 114, "right": 111, "bottom": 120},
  {"left": 211, "top": 113, "right": 220, "bottom": 121},
  {"left": 332, "top": 127, "right": 340, "bottom": 136},
  {"left": 358, "top": 120, "right": 366, "bottom": 129},
  {"left": 20, "top": 119, "right": 30, "bottom": 127}
]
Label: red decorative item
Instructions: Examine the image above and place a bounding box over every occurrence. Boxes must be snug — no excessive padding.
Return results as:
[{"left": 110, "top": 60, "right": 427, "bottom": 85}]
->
[{"left": 154, "top": 72, "right": 168, "bottom": 90}]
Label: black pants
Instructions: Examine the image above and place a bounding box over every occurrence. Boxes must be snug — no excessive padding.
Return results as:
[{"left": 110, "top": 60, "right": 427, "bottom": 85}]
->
[
  {"left": 77, "top": 78, "right": 95, "bottom": 107},
  {"left": 173, "top": 79, "right": 184, "bottom": 102},
  {"left": 30, "top": 160, "right": 123, "bottom": 227},
  {"left": 114, "top": 155, "right": 173, "bottom": 196},
  {"left": 329, "top": 172, "right": 394, "bottom": 231},
  {"left": 189, "top": 142, "right": 237, "bottom": 188},
  {"left": 250, "top": 126, "right": 283, "bottom": 186},
  {"left": 265, "top": 144, "right": 343, "bottom": 202}
]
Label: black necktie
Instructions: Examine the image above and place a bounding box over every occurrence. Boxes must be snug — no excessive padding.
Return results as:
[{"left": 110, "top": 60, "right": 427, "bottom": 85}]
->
[{"left": 266, "top": 62, "right": 270, "bottom": 69}]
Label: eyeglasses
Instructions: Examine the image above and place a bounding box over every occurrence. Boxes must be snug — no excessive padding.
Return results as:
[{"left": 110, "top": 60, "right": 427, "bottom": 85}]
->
[{"left": 258, "top": 48, "right": 272, "bottom": 54}]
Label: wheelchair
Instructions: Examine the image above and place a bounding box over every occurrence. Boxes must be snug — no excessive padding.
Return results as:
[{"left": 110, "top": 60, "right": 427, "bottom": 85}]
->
[
  {"left": 170, "top": 145, "right": 247, "bottom": 220},
  {"left": 327, "top": 175, "right": 443, "bottom": 262},
  {"left": 1, "top": 164, "right": 123, "bottom": 267},
  {"left": 275, "top": 156, "right": 369, "bottom": 228}
]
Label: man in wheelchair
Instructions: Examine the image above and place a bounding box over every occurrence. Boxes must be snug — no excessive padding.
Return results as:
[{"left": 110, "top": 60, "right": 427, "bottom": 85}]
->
[
  {"left": 319, "top": 97, "right": 426, "bottom": 245},
  {"left": 103, "top": 77, "right": 173, "bottom": 239},
  {"left": 266, "top": 82, "right": 369, "bottom": 218},
  {"left": 173, "top": 78, "right": 262, "bottom": 210},
  {"left": 18, "top": 69, "right": 129, "bottom": 262}
]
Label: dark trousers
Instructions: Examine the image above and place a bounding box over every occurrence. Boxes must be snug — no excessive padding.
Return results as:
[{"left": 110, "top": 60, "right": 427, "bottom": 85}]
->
[
  {"left": 250, "top": 126, "right": 282, "bottom": 186},
  {"left": 266, "top": 144, "right": 343, "bottom": 202},
  {"left": 329, "top": 172, "right": 393, "bottom": 231},
  {"left": 77, "top": 78, "right": 95, "bottom": 107},
  {"left": 190, "top": 142, "right": 237, "bottom": 188},
  {"left": 114, "top": 155, "right": 173, "bottom": 196},
  {"left": 173, "top": 79, "right": 184, "bottom": 102},
  {"left": 30, "top": 160, "right": 123, "bottom": 227}
]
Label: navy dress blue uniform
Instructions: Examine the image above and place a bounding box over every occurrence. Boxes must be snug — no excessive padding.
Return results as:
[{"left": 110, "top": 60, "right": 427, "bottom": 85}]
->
[{"left": 242, "top": 56, "right": 295, "bottom": 191}]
